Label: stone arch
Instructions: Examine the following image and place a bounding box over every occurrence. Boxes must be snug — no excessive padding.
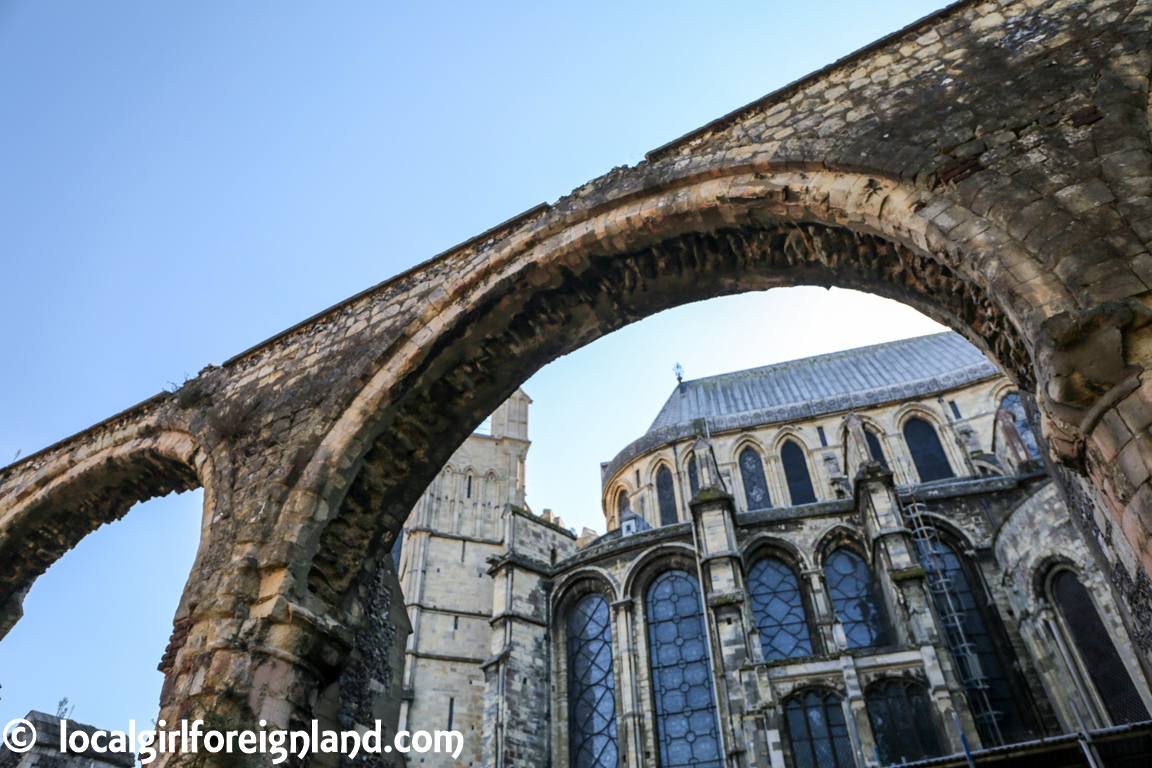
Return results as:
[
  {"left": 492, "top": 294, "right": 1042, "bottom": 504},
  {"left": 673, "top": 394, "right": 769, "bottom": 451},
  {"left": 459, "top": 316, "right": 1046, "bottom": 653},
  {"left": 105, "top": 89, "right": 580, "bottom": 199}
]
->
[
  {"left": 813, "top": 523, "right": 870, "bottom": 566},
  {"left": 894, "top": 404, "right": 966, "bottom": 482},
  {"left": 741, "top": 533, "right": 814, "bottom": 573},
  {"left": 620, "top": 543, "right": 699, "bottom": 601},
  {"left": 0, "top": 429, "right": 212, "bottom": 640}
]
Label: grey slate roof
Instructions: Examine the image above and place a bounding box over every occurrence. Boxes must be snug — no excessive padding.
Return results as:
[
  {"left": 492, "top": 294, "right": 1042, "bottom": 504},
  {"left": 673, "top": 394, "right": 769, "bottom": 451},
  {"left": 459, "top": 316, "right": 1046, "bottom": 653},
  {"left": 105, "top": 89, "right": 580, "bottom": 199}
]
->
[
  {"left": 601, "top": 333, "right": 998, "bottom": 487},
  {"left": 648, "top": 332, "right": 994, "bottom": 432}
]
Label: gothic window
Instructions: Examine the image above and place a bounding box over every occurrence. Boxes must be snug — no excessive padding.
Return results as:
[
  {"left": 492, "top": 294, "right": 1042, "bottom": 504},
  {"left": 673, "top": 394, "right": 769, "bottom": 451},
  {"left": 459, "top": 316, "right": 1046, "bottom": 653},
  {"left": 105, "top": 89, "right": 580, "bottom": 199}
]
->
[
  {"left": 647, "top": 571, "right": 722, "bottom": 768},
  {"left": 740, "top": 447, "right": 772, "bottom": 511},
  {"left": 747, "top": 557, "right": 812, "bottom": 660},
  {"left": 784, "top": 691, "right": 854, "bottom": 768},
  {"left": 617, "top": 489, "right": 630, "bottom": 516},
  {"left": 864, "top": 429, "right": 888, "bottom": 471},
  {"left": 866, "top": 680, "right": 942, "bottom": 764},
  {"left": 781, "top": 440, "right": 817, "bottom": 505},
  {"left": 916, "top": 536, "right": 1029, "bottom": 744},
  {"left": 1050, "top": 571, "right": 1149, "bottom": 725},
  {"left": 903, "top": 417, "right": 955, "bottom": 482},
  {"left": 567, "top": 594, "right": 619, "bottom": 768},
  {"left": 687, "top": 455, "right": 700, "bottom": 497},
  {"left": 656, "top": 466, "right": 678, "bottom": 526},
  {"left": 824, "top": 548, "right": 889, "bottom": 649},
  {"left": 1000, "top": 393, "right": 1041, "bottom": 460}
]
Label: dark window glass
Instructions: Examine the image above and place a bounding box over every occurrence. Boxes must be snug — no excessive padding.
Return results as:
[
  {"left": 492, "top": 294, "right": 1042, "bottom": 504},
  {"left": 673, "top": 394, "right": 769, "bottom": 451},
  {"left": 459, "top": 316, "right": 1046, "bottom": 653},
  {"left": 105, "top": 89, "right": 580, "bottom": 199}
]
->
[
  {"left": 916, "top": 537, "right": 1028, "bottom": 744},
  {"left": 825, "top": 548, "right": 889, "bottom": 648},
  {"left": 949, "top": 401, "right": 962, "bottom": 419},
  {"left": 864, "top": 429, "right": 889, "bottom": 471},
  {"left": 817, "top": 426, "right": 828, "bottom": 447},
  {"left": 1000, "top": 393, "right": 1041, "bottom": 460},
  {"left": 617, "top": 490, "right": 629, "bottom": 515},
  {"left": 867, "top": 681, "right": 941, "bottom": 764},
  {"left": 688, "top": 455, "right": 700, "bottom": 497},
  {"left": 748, "top": 557, "right": 812, "bottom": 659},
  {"left": 647, "top": 571, "right": 722, "bottom": 768},
  {"left": 784, "top": 691, "right": 855, "bottom": 768},
  {"left": 740, "top": 448, "right": 772, "bottom": 510},
  {"left": 656, "top": 466, "right": 678, "bottom": 526},
  {"left": 781, "top": 441, "right": 817, "bottom": 505},
  {"left": 568, "top": 594, "right": 619, "bottom": 768},
  {"left": 1052, "top": 571, "right": 1150, "bottom": 725},
  {"left": 904, "top": 418, "right": 955, "bottom": 482}
]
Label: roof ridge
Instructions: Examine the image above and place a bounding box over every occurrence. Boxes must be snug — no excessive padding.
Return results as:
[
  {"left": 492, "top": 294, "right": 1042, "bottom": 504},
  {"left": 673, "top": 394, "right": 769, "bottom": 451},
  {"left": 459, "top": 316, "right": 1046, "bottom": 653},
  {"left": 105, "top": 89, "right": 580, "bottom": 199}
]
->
[{"left": 677, "top": 331, "right": 956, "bottom": 387}]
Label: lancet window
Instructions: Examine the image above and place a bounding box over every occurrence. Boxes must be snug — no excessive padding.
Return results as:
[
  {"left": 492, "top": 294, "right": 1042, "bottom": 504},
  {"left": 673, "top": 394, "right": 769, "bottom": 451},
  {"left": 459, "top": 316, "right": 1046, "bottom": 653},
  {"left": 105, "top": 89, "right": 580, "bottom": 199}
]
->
[
  {"left": 747, "top": 556, "right": 812, "bottom": 659},
  {"left": 739, "top": 447, "right": 772, "bottom": 511},
  {"left": 781, "top": 440, "right": 817, "bottom": 505},
  {"left": 567, "top": 594, "right": 618, "bottom": 768}
]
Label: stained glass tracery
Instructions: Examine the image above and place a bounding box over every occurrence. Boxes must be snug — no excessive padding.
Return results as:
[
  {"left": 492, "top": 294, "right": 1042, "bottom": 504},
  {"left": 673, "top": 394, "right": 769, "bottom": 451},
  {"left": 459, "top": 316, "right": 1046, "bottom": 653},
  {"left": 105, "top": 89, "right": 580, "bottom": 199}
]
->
[
  {"left": 866, "top": 680, "right": 941, "bottom": 764},
  {"left": 825, "top": 548, "right": 889, "bottom": 648},
  {"left": 740, "top": 448, "right": 772, "bottom": 511},
  {"left": 747, "top": 557, "right": 812, "bottom": 659},
  {"left": 784, "top": 691, "right": 855, "bottom": 768},
  {"left": 647, "top": 570, "right": 722, "bottom": 768},
  {"left": 567, "top": 594, "right": 618, "bottom": 768}
]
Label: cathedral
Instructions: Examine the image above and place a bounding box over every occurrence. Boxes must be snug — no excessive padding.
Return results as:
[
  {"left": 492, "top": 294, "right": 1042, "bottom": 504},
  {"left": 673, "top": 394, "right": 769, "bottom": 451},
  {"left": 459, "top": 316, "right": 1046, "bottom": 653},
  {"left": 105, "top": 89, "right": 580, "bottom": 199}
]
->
[{"left": 392, "top": 333, "right": 1152, "bottom": 768}]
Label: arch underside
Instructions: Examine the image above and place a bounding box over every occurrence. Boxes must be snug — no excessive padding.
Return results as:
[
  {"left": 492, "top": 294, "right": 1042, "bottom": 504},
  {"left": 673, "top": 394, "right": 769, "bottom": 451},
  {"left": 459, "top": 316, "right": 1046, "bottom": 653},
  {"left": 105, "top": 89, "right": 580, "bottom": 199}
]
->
[
  {"left": 314, "top": 220, "right": 1031, "bottom": 616},
  {"left": 0, "top": 447, "right": 200, "bottom": 635}
]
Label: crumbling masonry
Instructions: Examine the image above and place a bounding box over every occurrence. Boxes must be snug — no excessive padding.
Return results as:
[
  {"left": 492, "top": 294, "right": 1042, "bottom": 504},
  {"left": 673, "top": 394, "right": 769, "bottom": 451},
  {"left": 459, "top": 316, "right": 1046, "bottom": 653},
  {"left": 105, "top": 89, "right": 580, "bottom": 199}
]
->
[{"left": 3, "top": 0, "right": 1152, "bottom": 764}]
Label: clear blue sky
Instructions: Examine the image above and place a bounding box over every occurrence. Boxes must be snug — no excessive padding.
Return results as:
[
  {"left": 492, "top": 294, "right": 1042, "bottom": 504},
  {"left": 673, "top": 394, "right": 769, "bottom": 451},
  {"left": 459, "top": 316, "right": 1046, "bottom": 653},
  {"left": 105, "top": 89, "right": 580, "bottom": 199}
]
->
[{"left": 0, "top": 0, "right": 952, "bottom": 735}]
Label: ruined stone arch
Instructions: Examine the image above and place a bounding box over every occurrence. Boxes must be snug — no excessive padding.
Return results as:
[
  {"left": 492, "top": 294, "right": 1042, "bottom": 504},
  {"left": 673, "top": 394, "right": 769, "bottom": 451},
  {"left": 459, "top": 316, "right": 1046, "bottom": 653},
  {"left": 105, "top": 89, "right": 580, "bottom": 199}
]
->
[{"left": 0, "top": 428, "right": 212, "bottom": 639}]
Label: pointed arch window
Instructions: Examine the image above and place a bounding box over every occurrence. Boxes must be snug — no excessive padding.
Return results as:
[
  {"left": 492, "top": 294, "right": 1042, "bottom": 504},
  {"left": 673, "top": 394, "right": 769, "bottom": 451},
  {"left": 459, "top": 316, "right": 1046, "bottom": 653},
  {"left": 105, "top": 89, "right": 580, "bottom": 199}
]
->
[
  {"left": 647, "top": 571, "right": 722, "bottom": 768},
  {"left": 617, "top": 489, "right": 630, "bottom": 516},
  {"left": 866, "top": 680, "right": 942, "bottom": 764},
  {"left": 567, "top": 594, "right": 619, "bottom": 768},
  {"left": 1000, "top": 393, "right": 1042, "bottom": 461},
  {"left": 781, "top": 440, "right": 817, "bottom": 505},
  {"left": 687, "top": 455, "right": 700, "bottom": 498},
  {"left": 784, "top": 691, "right": 854, "bottom": 768},
  {"left": 1051, "top": 570, "right": 1149, "bottom": 725},
  {"left": 825, "top": 548, "right": 889, "bottom": 648},
  {"left": 747, "top": 557, "right": 812, "bottom": 660},
  {"left": 864, "top": 429, "right": 888, "bottom": 471},
  {"left": 904, "top": 417, "right": 955, "bottom": 482},
  {"left": 739, "top": 447, "right": 772, "bottom": 511},
  {"left": 916, "top": 536, "right": 1028, "bottom": 744},
  {"left": 656, "top": 466, "right": 678, "bottom": 526}
]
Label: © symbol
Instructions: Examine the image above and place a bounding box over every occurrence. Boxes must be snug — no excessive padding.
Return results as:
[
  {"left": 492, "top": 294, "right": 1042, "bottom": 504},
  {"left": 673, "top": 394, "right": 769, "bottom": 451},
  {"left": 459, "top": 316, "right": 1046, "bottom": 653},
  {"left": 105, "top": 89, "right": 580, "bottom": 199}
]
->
[{"left": 3, "top": 718, "right": 36, "bottom": 753}]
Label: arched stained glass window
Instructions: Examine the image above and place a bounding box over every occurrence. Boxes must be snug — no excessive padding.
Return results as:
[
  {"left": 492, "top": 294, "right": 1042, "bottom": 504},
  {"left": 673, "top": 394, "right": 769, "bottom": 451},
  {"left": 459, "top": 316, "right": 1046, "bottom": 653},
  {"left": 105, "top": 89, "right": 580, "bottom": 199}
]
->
[
  {"left": 825, "top": 548, "right": 889, "bottom": 649},
  {"left": 781, "top": 440, "right": 817, "bottom": 505},
  {"left": 617, "top": 489, "right": 630, "bottom": 516},
  {"left": 904, "top": 418, "right": 955, "bottom": 482},
  {"left": 867, "top": 680, "right": 941, "bottom": 764},
  {"left": 784, "top": 691, "right": 854, "bottom": 768},
  {"left": 916, "top": 536, "right": 1028, "bottom": 744},
  {"left": 740, "top": 448, "right": 772, "bottom": 511},
  {"left": 1000, "top": 393, "right": 1042, "bottom": 460},
  {"left": 567, "top": 594, "right": 619, "bottom": 768},
  {"left": 864, "top": 429, "right": 889, "bottom": 471},
  {"left": 647, "top": 571, "right": 722, "bottom": 768},
  {"left": 656, "top": 466, "right": 678, "bottom": 526},
  {"left": 1051, "top": 571, "right": 1149, "bottom": 725},
  {"left": 748, "top": 557, "right": 812, "bottom": 659},
  {"left": 687, "top": 455, "right": 700, "bottom": 498}
]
